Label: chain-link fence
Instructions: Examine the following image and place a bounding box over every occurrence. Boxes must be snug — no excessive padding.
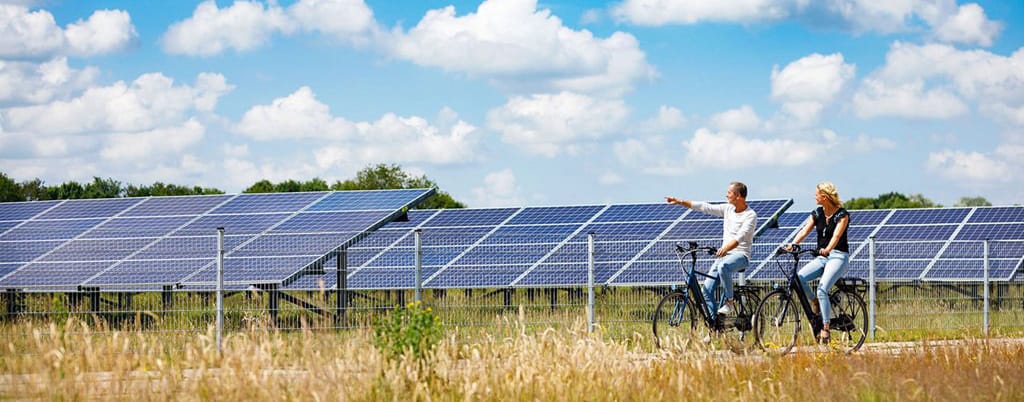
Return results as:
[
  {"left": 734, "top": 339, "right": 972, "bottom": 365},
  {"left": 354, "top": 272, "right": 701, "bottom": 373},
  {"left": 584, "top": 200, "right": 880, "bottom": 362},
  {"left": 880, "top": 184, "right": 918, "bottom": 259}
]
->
[{"left": 2, "top": 233, "right": 1022, "bottom": 346}]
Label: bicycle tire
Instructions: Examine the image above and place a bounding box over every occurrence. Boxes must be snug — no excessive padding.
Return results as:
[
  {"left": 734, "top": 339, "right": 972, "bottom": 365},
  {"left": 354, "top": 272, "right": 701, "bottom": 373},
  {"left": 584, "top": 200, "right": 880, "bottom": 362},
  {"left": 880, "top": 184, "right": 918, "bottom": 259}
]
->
[
  {"left": 731, "top": 288, "right": 761, "bottom": 345},
  {"left": 652, "top": 291, "right": 697, "bottom": 349},
  {"left": 754, "top": 289, "right": 800, "bottom": 355},
  {"left": 828, "top": 289, "right": 868, "bottom": 353}
]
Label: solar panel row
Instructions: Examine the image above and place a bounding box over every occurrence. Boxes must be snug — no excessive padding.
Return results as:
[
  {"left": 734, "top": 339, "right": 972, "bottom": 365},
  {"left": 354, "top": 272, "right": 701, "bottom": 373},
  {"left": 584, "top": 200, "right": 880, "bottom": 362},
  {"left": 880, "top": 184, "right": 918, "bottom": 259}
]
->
[
  {"left": 0, "top": 189, "right": 434, "bottom": 290},
  {"left": 286, "top": 199, "right": 794, "bottom": 290},
  {"left": 746, "top": 206, "right": 1024, "bottom": 281}
]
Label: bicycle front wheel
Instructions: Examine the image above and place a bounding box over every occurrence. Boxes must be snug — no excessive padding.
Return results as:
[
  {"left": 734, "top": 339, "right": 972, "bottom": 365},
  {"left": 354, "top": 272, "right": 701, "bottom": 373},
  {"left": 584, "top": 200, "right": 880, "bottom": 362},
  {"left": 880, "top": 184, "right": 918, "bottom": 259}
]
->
[
  {"left": 828, "top": 290, "right": 868, "bottom": 353},
  {"left": 652, "top": 291, "right": 697, "bottom": 349},
  {"left": 754, "top": 289, "right": 800, "bottom": 355}
]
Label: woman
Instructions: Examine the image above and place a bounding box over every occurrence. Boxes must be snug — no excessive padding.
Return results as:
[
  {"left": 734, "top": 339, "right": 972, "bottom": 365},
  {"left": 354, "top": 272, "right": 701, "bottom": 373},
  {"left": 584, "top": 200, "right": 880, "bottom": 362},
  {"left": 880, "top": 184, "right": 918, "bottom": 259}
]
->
[{"left": 788, "top": 182, "right": 850, "bottom": 343}]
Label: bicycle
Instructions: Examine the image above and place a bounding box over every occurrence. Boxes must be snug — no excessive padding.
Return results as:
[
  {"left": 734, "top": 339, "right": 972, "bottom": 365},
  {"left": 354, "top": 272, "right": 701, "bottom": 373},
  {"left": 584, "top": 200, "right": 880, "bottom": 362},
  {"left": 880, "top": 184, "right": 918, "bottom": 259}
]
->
[
  {"left": 753, "top": 244, "right": 868, "bottom": 354},
  {"left": 652, "top": 241, "right": 761, "bottom": 350}
]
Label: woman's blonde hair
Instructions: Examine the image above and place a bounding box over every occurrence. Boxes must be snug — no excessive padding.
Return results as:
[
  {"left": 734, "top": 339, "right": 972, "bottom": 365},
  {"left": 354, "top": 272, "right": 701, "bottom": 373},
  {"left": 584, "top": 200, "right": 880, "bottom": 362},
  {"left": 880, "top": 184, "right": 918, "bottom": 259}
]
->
[{"left": 817, "top": 181, "right": 842, "bottom": 207}]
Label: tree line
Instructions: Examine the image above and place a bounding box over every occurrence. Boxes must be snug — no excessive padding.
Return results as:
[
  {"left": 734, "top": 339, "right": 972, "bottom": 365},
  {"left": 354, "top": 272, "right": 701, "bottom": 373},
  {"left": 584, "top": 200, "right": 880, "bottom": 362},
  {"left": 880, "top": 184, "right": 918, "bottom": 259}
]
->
[
  {"left": 0, "top": 166, "right": 991, "bottom": 210},
  {"left": 0, "top": 164, "right": 465, "bottom": 209}
]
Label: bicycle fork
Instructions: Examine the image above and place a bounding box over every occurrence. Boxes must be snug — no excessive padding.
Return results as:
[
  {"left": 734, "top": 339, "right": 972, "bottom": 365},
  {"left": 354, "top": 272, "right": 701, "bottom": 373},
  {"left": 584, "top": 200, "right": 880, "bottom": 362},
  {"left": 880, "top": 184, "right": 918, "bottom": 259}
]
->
[{"left": 669, "top": 292, "right": 689, "bottom": 326}]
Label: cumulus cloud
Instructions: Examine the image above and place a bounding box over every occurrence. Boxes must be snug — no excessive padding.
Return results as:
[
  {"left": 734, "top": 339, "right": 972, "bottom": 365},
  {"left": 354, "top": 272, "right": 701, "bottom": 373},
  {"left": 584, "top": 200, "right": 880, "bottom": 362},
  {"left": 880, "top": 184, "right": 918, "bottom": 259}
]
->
[
  {"left": 471, "top": 169, "right": 525, "bottom": 208},
  {"left": 0, "top": 4, "right": 136, "bottom": 58},
  {"left": 486, "top": 91, "right": 629, "bottom": 157},
  {"left": 769, "top": 53, "right": 855, "bottom": 127},
  {"left": 100, "top": 119, "right": 205, "bottom": 163},
  {"left": 852, "top": 42, "right": 1024, "bottom": 120},
  {"left": 388, "top": 0, "right": 655, "bottom": 96},
  {"left": 0, "top": 57, "right": 99, "bottom": 106},
  {"left": 633, "top": 105, "right": 686, "bottom": 134},
  {"left": 236, "top": 86, "right": 482, "bottom": 167},
  {"left": 852, "top": 78, "right": 968, "bottom": 119},
  {"left": 2, "top": 72, "right": 232, "bottom": 135},
  {"left": 709, "top": 105, "right": 761, "bottom": 133},
  {"left": 161, "top": 0, "right": 377, "bottom": 56},
  {"left": 927, "top": 150, "right": 1012, "bottom": 181},
  {"left": 682, "top": 128, "right": 837, "bottom": 168},
  {"left": 611, "top": 0, "right": 1001, "bottom": 46}
]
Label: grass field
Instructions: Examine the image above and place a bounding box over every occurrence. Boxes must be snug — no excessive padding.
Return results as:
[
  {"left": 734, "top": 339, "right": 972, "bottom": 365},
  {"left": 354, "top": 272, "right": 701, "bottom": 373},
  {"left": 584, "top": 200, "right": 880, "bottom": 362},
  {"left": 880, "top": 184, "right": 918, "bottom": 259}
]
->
[{"left": 2, "top": 317, "right": 1023, "bottom": 401}]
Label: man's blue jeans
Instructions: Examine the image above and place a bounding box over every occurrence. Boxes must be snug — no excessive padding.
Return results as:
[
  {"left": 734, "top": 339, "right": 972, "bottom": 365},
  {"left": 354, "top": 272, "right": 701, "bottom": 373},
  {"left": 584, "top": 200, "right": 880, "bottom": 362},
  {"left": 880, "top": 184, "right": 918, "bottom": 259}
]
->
[{"left": 702, "top": 252, "right": 749, "bottom": 316}]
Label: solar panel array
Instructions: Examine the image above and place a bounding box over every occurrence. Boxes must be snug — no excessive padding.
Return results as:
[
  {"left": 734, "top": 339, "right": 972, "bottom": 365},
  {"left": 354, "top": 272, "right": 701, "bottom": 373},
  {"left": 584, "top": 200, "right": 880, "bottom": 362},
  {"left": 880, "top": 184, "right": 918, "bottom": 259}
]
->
[
  {"left": 285, "top": 200, "right": 794, "bottom": 290},
  {"left": 747, "top": 207, "right": 1024, "bottom": 282},
  {"left": 0, "top": 189, "right": 433, "bottom": 291}
]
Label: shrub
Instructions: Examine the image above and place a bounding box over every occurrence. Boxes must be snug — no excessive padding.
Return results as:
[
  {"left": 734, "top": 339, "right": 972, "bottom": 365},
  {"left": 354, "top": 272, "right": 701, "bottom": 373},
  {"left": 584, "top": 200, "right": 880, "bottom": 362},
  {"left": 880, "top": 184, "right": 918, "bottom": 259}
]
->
[{"left": 371, "top": 301, "right": 443, "bottom": 362}]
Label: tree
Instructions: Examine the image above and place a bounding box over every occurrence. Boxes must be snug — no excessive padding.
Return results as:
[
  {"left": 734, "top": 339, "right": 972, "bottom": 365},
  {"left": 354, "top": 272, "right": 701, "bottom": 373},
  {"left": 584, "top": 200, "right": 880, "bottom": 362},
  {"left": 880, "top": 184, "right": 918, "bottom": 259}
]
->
[
  {"left": 0, "top": 172, "right": 24, "bottom": 202},
  {"left": 330, "top": 164, "right": 465, "bottom": 209},
  {"left": 82, "top": 177, "right": 124, "bottom": 199},
  {"left": 244, "top": 180, "right": 275, "bottom": 193},
  {"left": 19, "top": 178, "right": 50, "bottom": 201},
  {"left": 955, "top": 196, "right": 991, "bottom": 207},
  {"left": 845, "top": 192, "right": 941, "bottom": 210},
  {"left": 47, "top": 181, "right": 85, "bottom": 200}
]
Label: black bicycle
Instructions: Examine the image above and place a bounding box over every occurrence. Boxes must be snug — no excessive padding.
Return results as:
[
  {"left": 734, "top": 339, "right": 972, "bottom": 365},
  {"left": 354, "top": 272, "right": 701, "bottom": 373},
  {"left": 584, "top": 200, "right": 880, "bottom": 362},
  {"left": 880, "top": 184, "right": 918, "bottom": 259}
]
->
[
  {"left": 753, "top": 244, "right": 868, "bottom": 354},
  {"left": 652, "top": 241, "right": 761, "bottom": 350}
]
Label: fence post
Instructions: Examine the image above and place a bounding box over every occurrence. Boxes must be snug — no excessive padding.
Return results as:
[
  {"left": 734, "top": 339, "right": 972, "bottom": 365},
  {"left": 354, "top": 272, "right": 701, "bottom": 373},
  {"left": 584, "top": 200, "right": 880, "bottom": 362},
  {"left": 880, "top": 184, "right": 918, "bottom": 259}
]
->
[
  {"left": 216, "top": 227, "right": 225, "bottom": 354},
  {"left": 587, "top": 232, "right": 595, "bottom": 334},
  {"left": 415, "top": 229, "right": 423, "bottom": 303},
  {"left": 868, "top": 235, "right": 876, "bottom": 341},
  {"left": 984, "top": 239, "right": 990, "bottom": 337}
]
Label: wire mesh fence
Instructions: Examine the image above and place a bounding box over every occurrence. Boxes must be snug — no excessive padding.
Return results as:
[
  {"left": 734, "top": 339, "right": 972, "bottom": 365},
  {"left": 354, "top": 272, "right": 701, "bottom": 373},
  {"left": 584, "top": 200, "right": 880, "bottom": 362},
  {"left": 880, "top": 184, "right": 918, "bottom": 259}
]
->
[{"left": 1, "top": 232, "right": 1022, "bottom": 346}]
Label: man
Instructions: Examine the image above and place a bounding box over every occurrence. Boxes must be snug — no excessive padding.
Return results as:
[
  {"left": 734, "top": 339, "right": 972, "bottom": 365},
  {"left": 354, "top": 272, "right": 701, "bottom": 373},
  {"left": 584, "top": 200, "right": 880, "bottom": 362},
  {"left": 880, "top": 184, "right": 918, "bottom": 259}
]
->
[{"left": 665, "top": 182, "right": 757, "bottom": 318}]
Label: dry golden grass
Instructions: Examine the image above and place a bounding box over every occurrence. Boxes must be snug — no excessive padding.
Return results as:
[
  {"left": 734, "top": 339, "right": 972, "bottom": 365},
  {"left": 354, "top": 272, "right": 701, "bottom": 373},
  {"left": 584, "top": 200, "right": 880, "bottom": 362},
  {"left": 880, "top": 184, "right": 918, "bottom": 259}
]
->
[{"left": 3, "top": 318, "right": 1024, "bottom": 401}]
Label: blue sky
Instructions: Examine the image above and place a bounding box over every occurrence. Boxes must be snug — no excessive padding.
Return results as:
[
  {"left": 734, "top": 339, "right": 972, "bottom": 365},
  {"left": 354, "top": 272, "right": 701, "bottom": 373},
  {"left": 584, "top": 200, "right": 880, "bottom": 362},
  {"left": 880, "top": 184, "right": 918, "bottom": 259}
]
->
[{"left": 1, "top": 0, "right": 1022, "bottom": 210}]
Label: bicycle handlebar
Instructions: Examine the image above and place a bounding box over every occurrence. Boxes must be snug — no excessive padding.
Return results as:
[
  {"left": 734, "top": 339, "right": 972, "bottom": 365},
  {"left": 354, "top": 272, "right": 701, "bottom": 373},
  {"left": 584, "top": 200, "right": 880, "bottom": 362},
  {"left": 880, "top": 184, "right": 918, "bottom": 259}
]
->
[
  {"left": 774, "top": 244, "right": 820, "bottom": 258},
  {"left": 675, "top": 241, "right": 718, "bottom": 256}
]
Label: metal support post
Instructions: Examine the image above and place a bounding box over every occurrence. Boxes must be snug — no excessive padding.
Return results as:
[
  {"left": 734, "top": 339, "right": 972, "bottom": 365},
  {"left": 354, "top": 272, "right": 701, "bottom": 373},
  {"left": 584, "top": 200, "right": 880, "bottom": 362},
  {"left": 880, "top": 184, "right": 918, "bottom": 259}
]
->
[
  {"left": 868, "top": 236, "right": 876, "bottom": 341},
  {"left": 415, "top": 229, "right": 423, "bottom": 303},
  {"left": 587, "top": 233, "right": 596, "bottom": 333},
  {"left": 216, "top": 227, "right": 225, "bottom": 353},
  {"left": 983, "top": 239, "right": 990, "bottom": 336},
  {"left": 335, "top": 251, "right": 348, "bottom": 327}
]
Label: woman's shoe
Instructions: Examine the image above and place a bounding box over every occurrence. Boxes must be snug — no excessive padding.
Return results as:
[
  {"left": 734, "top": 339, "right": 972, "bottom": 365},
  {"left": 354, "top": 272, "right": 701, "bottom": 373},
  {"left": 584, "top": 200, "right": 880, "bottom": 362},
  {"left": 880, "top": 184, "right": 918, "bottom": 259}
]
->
[{"left": 819, "top": 329, "right": 831, "bottom": 344}]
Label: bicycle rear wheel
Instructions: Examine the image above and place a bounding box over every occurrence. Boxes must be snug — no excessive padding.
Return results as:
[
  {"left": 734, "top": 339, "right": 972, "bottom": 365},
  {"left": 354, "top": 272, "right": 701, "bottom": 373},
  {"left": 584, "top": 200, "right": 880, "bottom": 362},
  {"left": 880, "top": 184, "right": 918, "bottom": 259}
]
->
[
  {"left": 828, "top": 290, "right": 868, "bottom": 353},
  {"left": 652, "top": 291, "right": 698, "bottom": 349},
  {"left": 724, "top": 289, "right": 761, "bottom": 350},
  {"left": 754, "top": 289, "right": 800, "bottom": 355}
]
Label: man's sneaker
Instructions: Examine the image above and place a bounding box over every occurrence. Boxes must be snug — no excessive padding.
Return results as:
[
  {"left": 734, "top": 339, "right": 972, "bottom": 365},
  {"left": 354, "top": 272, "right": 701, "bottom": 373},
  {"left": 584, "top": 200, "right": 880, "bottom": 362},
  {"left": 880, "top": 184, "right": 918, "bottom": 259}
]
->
[
  {"left": 701, "top": 333, "right": 713, "bottom": 343},
  {"left": 716, "top": 302, "right": 734, "bottom": 316}
]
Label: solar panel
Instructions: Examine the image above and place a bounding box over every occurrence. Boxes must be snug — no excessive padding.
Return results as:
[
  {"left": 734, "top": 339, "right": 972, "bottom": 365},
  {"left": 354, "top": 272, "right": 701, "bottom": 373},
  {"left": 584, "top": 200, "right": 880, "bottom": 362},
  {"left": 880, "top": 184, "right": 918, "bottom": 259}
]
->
[
  {"left": 746, "top": 206, "right": 1024, "bottom": 282},
  {"left": 0, "top": 189, "right": 434, "bottom": 290},
  {"left": 328, "top": 199, "right": 792, "bottom": 290}
]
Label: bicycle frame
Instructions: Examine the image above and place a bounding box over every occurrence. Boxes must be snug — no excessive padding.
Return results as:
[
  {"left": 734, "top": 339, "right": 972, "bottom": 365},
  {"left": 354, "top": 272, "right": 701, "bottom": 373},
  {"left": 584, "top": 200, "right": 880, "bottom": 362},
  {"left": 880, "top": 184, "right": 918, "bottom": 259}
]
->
[
  {"left": 672, "top": 241, "right": 725, "bottom": 326},
  {"left": 773, "top": 246, "right": 825, "bottom": 333}
]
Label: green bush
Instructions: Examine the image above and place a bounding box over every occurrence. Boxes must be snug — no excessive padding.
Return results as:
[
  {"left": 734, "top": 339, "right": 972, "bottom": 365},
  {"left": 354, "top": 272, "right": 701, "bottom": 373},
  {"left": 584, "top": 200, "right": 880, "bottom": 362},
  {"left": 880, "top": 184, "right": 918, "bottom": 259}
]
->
[{"left": 372, "top": 301, "right": 443, "bottom": 362}]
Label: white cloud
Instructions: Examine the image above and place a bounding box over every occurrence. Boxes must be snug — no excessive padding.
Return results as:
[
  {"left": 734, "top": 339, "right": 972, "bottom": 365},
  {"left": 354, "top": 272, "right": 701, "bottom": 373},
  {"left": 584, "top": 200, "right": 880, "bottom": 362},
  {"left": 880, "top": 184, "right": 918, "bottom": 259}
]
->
[
  {"left": 599, "top": 171, "right": 624, "bottom": 185},
  {"left": 852, "top": 78, "right": 968, "bottom": 119},
  {"left": 931, "top": 3, "right": 1002, "bottom": 47},
  {"left": 709, "top": 105, "right": 761, "bottom": 133},
  {"left": 237, "top": 86, "right": 482, "bottom": 167},
  {"left": 927, "top": 150, "right": 1012, "bottom": 181},
  {"left": 388, "top": 0, "right": 655, "bottom": 96},
  {"left": 0, "top": 4, "right": 136, "bottom": 58},
  {"left": 161, "top": 0, "right": 378, "bottom": 56},
  {"left": 611, "top": 0, "right": 1001, "bottom": 46},
  {"left": 683, "top": 128, "right": 836, "bottom": 168},
  {"left": 471, "top": 169, "right": 524, "bottom": 207},
  {"left": 984, "top": 103, "right": 1024, "bottom": 127},
  {"left": 771, "top": 53, "right": 854, "bottom": 104},
  {"left": 2, "top": 72, "right": 232, "bottom": 135},
  {"left": 162, "top": 1, "right": 295, "bottom": 56},
  {"left": 236, "top": 86, "right": 355, "bottom": 140},
  {"left": 580, "top": 8, "right": 603, "bottom": 25},
  {"left": 487, "top": 91, "right": 629, "bottom": 157},
  {"left": 0, "top": 57, "right": 99, "bottom": 106},
  {"left": 611, "top": 0, "right": 794, "bottom": 25},
  {"left": 769, "top": 53, "right": 855, "bottom": 127},
  {"left": 635, "top": 105, "right": 686, "bottom": 134},
  {"left": 100, "top": 119, "right": 205, "bottom": 163},
  {"left": 612, "top": 136, "right": 686, "bottom": 176},
  {"left": 852, "top": 134, "right": 897, "bottom": 153},
  {"left": 64, "top": 9, "right": 137, "bottom": 56}
]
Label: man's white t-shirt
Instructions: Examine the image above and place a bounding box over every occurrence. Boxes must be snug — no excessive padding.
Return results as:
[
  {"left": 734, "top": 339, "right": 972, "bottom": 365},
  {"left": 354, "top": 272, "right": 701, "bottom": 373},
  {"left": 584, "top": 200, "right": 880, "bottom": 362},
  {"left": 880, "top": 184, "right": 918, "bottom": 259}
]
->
[{"left": 690, "top": 202, "right": 758, "bottom": 260}]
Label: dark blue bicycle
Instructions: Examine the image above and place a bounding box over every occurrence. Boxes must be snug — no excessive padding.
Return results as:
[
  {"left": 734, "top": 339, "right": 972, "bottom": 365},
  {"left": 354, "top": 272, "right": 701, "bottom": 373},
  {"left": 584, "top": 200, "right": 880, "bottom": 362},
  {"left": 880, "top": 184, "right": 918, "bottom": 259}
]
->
[{"left": 652, "top": 241, "right": 761, "bottom": 350}]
